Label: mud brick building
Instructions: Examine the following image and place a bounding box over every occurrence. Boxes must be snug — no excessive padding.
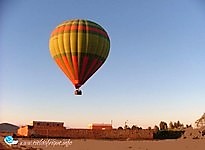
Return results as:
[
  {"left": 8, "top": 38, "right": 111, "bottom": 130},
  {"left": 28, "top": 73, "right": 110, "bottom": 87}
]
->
[{"left": 17, "top": 121, "right": 66, "bottom": 137}]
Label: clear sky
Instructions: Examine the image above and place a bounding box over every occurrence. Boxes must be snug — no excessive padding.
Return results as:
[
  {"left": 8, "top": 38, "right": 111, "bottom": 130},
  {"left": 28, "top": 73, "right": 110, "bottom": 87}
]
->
[{"left": 1, "top": 0, "right": 205, "bottom": 129}]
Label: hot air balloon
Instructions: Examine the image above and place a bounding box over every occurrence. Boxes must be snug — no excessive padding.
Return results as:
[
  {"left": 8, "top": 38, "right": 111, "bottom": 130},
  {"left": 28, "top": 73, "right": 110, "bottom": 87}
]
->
[{"left": 49, "top": 19, "right": 110, "bottom": 95}]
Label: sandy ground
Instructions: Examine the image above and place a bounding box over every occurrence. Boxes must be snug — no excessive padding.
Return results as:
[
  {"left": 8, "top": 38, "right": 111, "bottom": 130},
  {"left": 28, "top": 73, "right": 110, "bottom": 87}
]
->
[
  {"left": 1, "top": 137, "right": 205, "bottom": 150},
  {"left": 56, "top": 139, "right": 205, "bottom": 150}
]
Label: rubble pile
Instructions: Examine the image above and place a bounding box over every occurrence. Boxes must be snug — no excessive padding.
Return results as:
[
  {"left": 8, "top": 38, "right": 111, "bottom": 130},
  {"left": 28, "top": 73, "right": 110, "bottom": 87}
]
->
[{"left": 182, "top": 127, "right": 205, "bottom": 139}]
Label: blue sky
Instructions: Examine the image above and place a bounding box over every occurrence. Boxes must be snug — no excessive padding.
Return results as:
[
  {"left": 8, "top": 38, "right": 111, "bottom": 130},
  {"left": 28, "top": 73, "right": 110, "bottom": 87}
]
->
[{"left": 1, "top": 0, "right": 205, "bottom": 128}]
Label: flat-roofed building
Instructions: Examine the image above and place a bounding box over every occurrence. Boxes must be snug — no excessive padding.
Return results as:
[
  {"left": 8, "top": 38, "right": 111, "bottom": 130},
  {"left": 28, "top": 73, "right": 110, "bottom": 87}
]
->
[
  {"left": 88, "top": 123, "right": 112, "bottom": 130},
  {"left": 17, "top": 121, "right": 66, "bottom": 137}
]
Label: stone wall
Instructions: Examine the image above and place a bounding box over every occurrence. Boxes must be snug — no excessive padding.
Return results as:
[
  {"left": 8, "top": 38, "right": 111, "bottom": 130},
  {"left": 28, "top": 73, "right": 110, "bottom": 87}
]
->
[
  {"left": 18, "top": 122, "right": 154, "bottom": 140},
  {"left": 25, "top": 128, "right": 153, "bottom": 140},
  {"left": 65, "top": 129, "right": 154, "bottom": 140}
]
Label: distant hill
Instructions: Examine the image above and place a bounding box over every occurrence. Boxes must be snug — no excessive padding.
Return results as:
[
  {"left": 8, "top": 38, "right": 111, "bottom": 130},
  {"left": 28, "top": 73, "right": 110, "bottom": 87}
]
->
[{"left": 0, "top": 123, "right": 19, "bottom": 133}]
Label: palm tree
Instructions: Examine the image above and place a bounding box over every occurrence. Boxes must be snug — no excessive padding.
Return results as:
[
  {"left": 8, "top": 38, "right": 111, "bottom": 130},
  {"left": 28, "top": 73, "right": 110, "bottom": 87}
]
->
[
  {"left": 159, "top": 121, "right": 168, "bottom": 130},
  {"left": 169, "top": 122, "right": 174, "bottom": 129}
]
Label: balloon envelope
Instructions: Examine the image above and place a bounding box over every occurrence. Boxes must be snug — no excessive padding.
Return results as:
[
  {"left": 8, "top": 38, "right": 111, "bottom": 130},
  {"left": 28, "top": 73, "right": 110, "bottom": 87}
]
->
[{"left": 49, "top": 19, "right": 110, "bottom": 92}]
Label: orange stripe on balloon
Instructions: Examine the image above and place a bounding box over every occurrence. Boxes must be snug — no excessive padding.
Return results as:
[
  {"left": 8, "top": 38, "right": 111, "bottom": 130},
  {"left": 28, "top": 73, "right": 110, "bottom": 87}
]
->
[
  {"left": 61, "top": 55, "right": 75, "bottom": 81},
  {"left": 55, "top": 57, "right": 75, "bottom": 85}
]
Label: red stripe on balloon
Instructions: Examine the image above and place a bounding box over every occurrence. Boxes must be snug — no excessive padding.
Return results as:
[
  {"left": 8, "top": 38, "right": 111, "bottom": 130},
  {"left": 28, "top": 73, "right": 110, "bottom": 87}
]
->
[
  {"left": 83, "top": 60, "right": 103, "bottom": 85},
  {"left": 71, "top": 55, "right": 79, "bottom": 83},
  {"left": 80, "top": 56, "right": 89, "bottom": 82},
  {"left": 51, "top": 25, "right": 108, "bottom": 38},
  {"left": 81, "top": 58, "right": 101, "bottom": 84}
]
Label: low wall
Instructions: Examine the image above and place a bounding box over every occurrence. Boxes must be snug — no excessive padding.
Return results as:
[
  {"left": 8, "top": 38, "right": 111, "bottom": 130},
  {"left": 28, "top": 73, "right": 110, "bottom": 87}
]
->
[
  {"left": 66, "top": 129, "right": 154, "bottom": 140},
  {"left": 29, "top": 129, "right": 154, "bottom": 140}
]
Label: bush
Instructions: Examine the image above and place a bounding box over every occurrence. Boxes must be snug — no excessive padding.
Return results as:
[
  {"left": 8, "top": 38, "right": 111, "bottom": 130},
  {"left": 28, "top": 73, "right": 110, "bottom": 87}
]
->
[
  {"left": 154, "top": 130, "right": 184, "bottom": 139},
  {"left": 118, "top": 127, "right": 123, "bottom": 130}
]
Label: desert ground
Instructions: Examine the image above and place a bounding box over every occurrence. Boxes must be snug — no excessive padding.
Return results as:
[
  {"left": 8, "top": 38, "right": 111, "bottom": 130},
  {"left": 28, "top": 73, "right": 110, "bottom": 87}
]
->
[{"left": 1, "top": 137, "right": 205, "bottom": 150}]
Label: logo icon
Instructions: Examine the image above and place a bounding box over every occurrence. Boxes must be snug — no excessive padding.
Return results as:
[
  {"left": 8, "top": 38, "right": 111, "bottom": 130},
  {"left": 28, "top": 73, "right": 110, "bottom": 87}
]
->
[{"left": 4, "top": 136, "right": 18, "bottom": 145}]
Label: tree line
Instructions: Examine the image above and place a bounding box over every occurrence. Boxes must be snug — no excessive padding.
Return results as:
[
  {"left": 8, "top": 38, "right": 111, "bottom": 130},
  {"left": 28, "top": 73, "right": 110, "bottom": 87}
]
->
[{"left": 117, "top": 120, "right": 192, "bottom": 131}]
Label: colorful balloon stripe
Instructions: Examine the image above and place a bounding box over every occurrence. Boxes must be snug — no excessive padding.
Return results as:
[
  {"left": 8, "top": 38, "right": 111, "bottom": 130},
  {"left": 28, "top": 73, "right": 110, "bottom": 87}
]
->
[{"left": 49, "top": 19, "right": 110, "bottom": 91}]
